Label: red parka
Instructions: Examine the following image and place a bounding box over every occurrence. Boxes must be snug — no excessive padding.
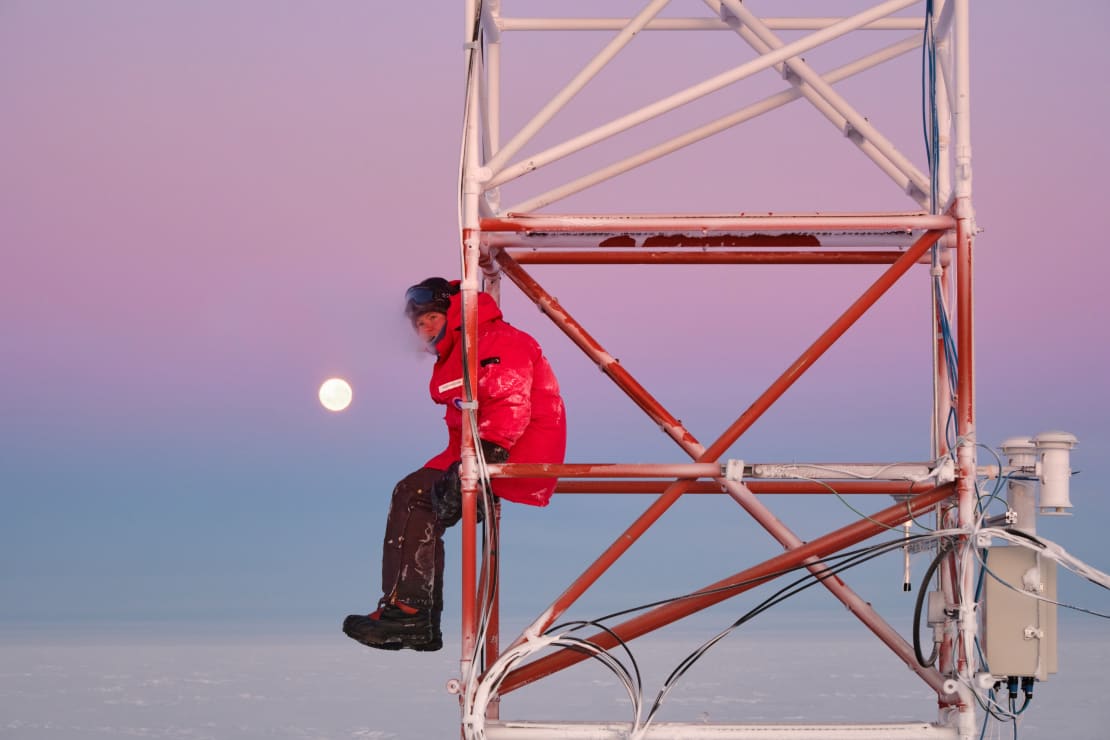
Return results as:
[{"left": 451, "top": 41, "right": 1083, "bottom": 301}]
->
[{"left": 423, "top": 292, "right": 567, "bottom": 506}]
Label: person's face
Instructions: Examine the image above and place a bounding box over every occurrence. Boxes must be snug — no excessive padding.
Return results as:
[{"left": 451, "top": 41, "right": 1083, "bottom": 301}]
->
[{"left": 413, "top": 311, "right": 447, "bottom": 343}]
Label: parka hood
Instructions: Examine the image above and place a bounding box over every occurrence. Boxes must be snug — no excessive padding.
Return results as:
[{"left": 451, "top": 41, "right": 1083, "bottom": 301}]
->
[{"left": 434, "top": 292, "right": 505, "bottom": 358}]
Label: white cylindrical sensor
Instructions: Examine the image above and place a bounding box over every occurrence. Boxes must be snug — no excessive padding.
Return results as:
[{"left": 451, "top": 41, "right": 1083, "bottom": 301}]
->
[
  {"left": 1034, "top": 431, "right": 1078, "bottom": 515},
  {"left": 1000, "top": 436, "right": 1037, "bottom": 532}
]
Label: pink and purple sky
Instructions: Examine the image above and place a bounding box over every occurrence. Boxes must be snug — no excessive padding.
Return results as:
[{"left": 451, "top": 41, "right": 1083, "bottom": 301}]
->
[{"left": 2, "top": 1, "right": 1108, "bottom": 639}]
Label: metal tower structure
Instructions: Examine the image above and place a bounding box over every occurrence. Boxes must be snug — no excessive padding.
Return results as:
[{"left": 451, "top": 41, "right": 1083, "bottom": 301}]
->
[{"left": 445, "top": 2, "right": 1058, "bottom": 738}]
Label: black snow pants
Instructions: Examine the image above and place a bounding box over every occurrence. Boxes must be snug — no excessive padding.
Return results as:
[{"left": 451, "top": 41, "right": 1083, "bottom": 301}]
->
[{"left": 381, "top": 467, "right": 448, "bottom": 616}]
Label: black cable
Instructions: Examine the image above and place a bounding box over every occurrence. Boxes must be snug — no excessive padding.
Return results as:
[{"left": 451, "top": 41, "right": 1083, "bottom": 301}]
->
[
  {"left": 660, "top": 539, "right": 926, "bottom": 691},
  {"left": 1014, "top": 677, "right": 1034, "bottom": 714},
  {"left": 1001, "top": 527, "right": 1046, "bottom": 549},
  {"left": 722, "top": 535, "right": 918, "bottom": 629},
  {"left": 523, "top": 534, "right": 943, "bottom": 719},
  {"left": 585, "top": 533, "right": 940, "bottom": 629},
  {"left": 640, "top": 536, "right": 934, "bottom": 725},
  {"left": 475, "top": 480, "right": 498, "bottom": 674},
  {"left": 522, "top": 533, "right": 946, "bottom": 732},
  {"left": 547, "top": 619, "right": 643, "bottom": 702},
  {"left": 913, "top": 537, "right": 955, "bottom": 667}
]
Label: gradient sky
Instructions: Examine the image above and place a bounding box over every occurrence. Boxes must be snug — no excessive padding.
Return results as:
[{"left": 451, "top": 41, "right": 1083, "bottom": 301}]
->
[{"left": 2, "top": 0, "right": 1109, "bottom": 646}]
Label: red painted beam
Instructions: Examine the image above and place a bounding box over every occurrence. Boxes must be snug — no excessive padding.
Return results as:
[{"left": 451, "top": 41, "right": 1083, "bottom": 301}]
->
[
  {"left": 555, "top": 479, "right": 940, "bottom": 495},
  {"left": 509, "top": 250, "right": 914, "bottom": 265}
]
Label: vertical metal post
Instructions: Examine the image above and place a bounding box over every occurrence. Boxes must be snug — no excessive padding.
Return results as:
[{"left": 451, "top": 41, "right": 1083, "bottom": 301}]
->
[
  {"left": 478, "top": 9, "right": 501, "bottom": 717},
  {"left": 459, "top": 0, "right": 484, "bottom": 686},
  {"left": 932, "top": 264, "right": 953, "bottom": 460},
  {"left": 485, "top": 7, "right": 501, "bottom": 178},
  {"left": 949, "top": 3, "right": 978, "bottom": 734},
  {"left": 481, "top": 7, "right": 502, "bottom": 304},
  {"left": 475, "top": 500, "right": 503, "bottom": 720}
]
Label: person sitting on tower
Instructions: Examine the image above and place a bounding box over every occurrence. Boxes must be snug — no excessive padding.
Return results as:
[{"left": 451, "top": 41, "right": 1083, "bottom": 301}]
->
[{"left": 343, "top": 277, "right": 567, "bottom": 652}]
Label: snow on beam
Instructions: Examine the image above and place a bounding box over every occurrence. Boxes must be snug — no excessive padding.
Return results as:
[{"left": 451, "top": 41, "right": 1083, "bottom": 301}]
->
[{"left": 480, "top": 213, "right": 956, "bottom": 233}]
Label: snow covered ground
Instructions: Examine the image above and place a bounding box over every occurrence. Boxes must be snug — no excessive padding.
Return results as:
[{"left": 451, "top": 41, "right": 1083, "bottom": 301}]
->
[{"left": 1, "top": 618, "right": 1105, "bottom": 739}]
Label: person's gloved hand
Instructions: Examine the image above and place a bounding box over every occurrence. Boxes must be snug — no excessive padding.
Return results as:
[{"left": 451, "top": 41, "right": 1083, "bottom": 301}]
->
[
  {"left": 431, "top": 442, "right": 507, "bottom": 526},
  {"left": 432, "top": 452, "right": 503, "bottom": 525},
  {"left": 432, "top": 463, "right": 486, "bottom": 527},
  {"left": 431, "top": 461, "right": 464, "bottom": 526},
  {"left": 479, "top": 439, "right": 510, "bottom": 464}
]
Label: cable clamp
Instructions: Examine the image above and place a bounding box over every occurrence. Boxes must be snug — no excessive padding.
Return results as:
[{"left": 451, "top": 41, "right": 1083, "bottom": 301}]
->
[
  {"left": 975, "top": 672, "right": 1000, "bottom": 691},
  {"left": 930, "top": 457, "right": 956, "bottom": 484},
  {"left": 458, "top": 400, "right": 478, "bottom": 410},
  {"left": 463, "top": 41, "right": 480, "bottom": 51},
  {"left": 981, "top": 510, "right": 1017, "bottom": 528},
  {"left": 722, "top": 459, "right": 745, "bottom": 481}
]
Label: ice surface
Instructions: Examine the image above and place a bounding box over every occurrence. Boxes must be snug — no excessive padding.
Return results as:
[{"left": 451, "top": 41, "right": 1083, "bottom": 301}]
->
[{"left": 0, "top": 619, "right": 1106, "bottom": 740}]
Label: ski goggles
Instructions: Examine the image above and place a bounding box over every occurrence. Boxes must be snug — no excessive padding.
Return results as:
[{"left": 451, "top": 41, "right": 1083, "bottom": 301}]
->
[
  {"left": 404, "top": 285, "right": 439, "bottom": 305},
  {"left": 404, "top": 284, "right": 452, "bottom": 321}
]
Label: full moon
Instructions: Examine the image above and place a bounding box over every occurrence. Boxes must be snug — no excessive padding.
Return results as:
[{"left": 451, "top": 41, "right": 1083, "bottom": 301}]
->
[{"left": 318, "top": 377, "right": 353, "bottom": 412}]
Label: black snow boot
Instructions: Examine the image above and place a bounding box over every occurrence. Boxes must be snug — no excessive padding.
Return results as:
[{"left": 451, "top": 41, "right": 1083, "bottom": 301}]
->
[{"left": 342, "top": 603, "right": 442, "bottom": 652}]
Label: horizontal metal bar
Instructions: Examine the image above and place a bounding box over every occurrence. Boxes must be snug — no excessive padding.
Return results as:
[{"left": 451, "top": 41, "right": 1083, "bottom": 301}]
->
[
  {"left": 481, "top": 213, "right": 957, "bottom": 234},
  {"left": 748, "top": 462, "right": 935, "bottom": 480},
  {"left": 490, "top": 462, "right": 723, "bottom": 479},
  {"left": 555, "top": 479, "right": 943, "bottom": 495},
  {"left": 484, "top": 720, "right": 956, "bottom": 739},
  {"left": 496, "top": 461, "right": 937, "bottom": 480},
  {"left": 497, "top": 18, "right": 926, "bottom": 32},
  {"left": 506, "top": 249, "right": 924, "bottom": 265}
]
